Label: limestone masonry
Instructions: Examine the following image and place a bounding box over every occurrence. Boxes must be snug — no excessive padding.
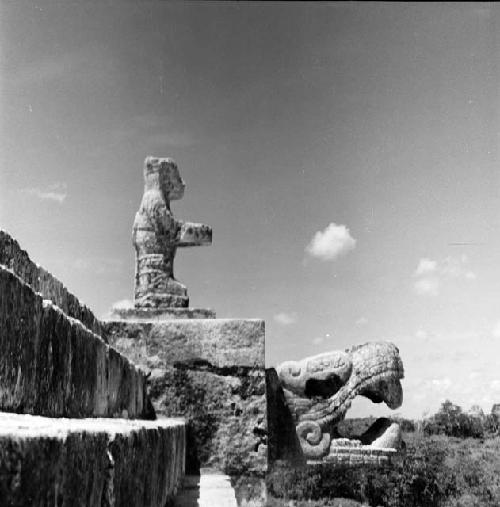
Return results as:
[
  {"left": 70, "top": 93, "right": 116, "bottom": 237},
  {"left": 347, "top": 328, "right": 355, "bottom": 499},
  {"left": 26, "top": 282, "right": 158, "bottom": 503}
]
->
[
  {"left": 0, "top": 413, "right": 185, "bottom": 507},
  {"left": 0, "top": 230, "right": 103, "bottom": 336},
  {"left": 0, "top": 265, "right": 148, "bottom": 419},
  {"left": 103, "top": 318, "right": 267, "bottom": 474}
]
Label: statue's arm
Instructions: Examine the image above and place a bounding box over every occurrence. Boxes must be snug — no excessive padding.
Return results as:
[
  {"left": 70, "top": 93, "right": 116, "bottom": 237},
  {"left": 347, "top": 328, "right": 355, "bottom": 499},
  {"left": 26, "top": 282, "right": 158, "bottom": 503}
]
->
[{"left": 177, "top": 221, "right": 212, "bottom": 247}]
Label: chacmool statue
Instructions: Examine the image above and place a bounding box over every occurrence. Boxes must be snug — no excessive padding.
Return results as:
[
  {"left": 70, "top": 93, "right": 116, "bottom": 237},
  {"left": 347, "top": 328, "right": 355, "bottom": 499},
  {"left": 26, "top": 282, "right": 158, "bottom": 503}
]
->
[{"left": 132, "top": 157, "right": 211, "bottom": 309}]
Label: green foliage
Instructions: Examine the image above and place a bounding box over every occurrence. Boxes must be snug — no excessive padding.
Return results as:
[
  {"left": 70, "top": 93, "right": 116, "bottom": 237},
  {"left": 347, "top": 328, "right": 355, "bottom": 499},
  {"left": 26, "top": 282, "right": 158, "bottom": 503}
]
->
[
  {"left": 393, "top": 417, "right": 416, "bottom": 433},
  {"left": 267, "top": 427, "right": 500, "bottom": 506},
  {"left": 267, "top": 437, "right": 455, "bottom": 506},
  {"left": 423, "top": 400, "right": 498, "bottom": 439}
]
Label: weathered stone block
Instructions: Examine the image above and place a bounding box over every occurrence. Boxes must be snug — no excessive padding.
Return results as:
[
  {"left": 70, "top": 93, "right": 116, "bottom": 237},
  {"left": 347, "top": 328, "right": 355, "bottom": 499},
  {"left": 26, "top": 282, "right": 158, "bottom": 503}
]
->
[
  {"left": 0, "top": 266, "right": 150, "bottom": 419},
  {"left": 0, "top": 412, "right": 185, "bottom": 507},
  {"left": 104, "top": 319, "right": 264, "bottom": 370},
  {"left": 110, "top": 306, "right": 216, "bottom": 321},
  {"left": 103, "top": 318, "right": 266, "bottom": 474}
]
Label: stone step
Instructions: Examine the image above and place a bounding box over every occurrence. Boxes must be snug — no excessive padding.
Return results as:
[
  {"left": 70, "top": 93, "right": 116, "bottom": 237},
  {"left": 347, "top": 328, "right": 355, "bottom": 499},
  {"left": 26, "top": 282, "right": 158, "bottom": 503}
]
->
[
  {"left": 0, "top": 230, "right": 102, "bottom": 336},
  {"left": 172, "top": 473, "right": 238, "bottom": 507},
  {"left": 0, "top": 266, "right": 150, "bottom": 419},
  {"left": 110, "top": 306, "right": 216, "bottom": 321},
  {"left": 172, "top": 471, "right": 267, "bottom": 507},
  {"left": 0, "top": 412, "right": 185, "bottom": 507}
]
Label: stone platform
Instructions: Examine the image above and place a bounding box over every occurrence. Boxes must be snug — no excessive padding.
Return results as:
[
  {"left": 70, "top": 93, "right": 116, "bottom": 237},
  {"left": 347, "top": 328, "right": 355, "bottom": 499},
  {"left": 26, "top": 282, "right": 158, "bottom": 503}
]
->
[
  {"left": 111, "top": 307, "right": 216, "bottom": 321},
  {"left": 309, "top": 447, "right": 398, "bottom": 467},
  {"left": 173, "top": 473, "right": 238, "bottom": 507},
  {"left": 0, "top": 265, "right": 150, "bottom": 419},
  {"left": 103, "top": 318, "right": 267, "bottom": 474},
  {"left": 0, "top": 412, "right": 185, "bottom": 507}
]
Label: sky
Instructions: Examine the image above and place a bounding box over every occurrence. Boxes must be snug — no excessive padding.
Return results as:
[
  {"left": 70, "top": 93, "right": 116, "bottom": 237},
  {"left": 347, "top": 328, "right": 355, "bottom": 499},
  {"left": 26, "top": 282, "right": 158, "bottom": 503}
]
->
[{"left": 1, "top": 2, "right": 500, "bottom": 419}]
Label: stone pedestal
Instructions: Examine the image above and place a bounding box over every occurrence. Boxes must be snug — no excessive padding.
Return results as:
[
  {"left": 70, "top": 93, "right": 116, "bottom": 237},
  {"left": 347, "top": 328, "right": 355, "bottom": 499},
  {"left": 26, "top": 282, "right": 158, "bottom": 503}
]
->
[
  {"left": 103, "top": 318, "right": 267, "bottom": 475},
  {"left": 110, "top": 307, "right": 216, "bottom": 321}
]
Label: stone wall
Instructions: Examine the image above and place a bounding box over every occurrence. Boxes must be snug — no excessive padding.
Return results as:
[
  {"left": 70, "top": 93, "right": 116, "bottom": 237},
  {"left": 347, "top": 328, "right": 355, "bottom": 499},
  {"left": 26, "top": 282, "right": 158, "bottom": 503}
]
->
[
  {"left": 0, "top": 266, "right": 150, "bottom": 419},
  {"left": 0, "top": 413, "right": 185, "bottom": 507},
  {"left": 103, "top": 318, "right": 267, "bottom": 475},
  {"left": 0, "top": 230, "right": 103, "bottom": 336}
]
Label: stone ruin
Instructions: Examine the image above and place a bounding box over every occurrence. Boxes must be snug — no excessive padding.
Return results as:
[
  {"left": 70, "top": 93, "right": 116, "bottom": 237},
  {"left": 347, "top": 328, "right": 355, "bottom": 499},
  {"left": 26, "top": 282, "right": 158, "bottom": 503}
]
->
[{"left": 0, "top": 155, "right": 405, "bottom": 506}]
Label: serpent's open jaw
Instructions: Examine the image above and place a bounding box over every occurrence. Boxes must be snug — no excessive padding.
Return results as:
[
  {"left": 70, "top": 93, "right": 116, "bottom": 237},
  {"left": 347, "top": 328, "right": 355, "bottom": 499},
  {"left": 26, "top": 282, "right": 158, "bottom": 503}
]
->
[
  {"left": 277, "top": 342, "right": 405, "bottom": 460},
  {"left": 358, "top": 372, "right": 403, "bottom": 410},
  {"left": 278, "top": 342, "right": 404, "bottom": 416}
]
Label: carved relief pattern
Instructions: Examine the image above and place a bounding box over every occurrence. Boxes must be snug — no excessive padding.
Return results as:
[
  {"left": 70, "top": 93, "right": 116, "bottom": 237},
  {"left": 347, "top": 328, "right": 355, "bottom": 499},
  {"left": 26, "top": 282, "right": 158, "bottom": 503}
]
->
[{"left": 277, "top": 342, "right": 405, "bottom": 463}]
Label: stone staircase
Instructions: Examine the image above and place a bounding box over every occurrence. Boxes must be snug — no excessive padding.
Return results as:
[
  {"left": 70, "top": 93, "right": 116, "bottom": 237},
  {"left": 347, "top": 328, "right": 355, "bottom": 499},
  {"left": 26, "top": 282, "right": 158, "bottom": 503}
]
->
[{"left": 0, "top": 231, "right": 186, "bottom": 506}]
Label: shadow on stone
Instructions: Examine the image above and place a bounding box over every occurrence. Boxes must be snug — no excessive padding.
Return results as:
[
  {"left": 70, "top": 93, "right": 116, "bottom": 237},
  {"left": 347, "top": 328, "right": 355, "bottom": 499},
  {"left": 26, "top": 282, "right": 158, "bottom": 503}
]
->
[
  {"left": 185, "top": 423, "right": 201, "bottom": 475},
  {"left": 168, "top": 475, "right": 201, "bottom": 507},
  {"left": 265, "top": 368, "right": 305, "bottom": 467}
]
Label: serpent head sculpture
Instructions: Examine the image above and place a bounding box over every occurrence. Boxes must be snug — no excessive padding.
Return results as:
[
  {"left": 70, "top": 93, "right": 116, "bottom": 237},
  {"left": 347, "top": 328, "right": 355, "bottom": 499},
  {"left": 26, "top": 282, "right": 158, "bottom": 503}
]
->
[{"left": 276, "top": 342, "right": 404, "bottom": 463}]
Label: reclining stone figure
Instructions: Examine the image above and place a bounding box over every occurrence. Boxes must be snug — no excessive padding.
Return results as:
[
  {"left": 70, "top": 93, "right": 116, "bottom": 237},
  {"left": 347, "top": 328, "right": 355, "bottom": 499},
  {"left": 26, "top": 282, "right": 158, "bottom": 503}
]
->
[
  {"left": 276, "top": 342, "right": 404, "bottom": 465},
  {"left": 133, "top": 156, "right": 211, "bottom": 309}
]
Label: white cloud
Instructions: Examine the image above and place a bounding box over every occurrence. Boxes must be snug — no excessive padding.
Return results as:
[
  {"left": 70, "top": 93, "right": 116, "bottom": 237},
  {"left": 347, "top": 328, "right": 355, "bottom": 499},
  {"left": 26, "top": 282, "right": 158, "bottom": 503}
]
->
[
  {"left": 492, "top": 322, "right": 500, "bottom": 338},
  {"left": 441, "top": 257, "right": 464, "bottom": 278},
  {"left": 415, "top": 329, "right": 428, "bottom": 340},
  {"left": 413, "top": 255, "right": 475, "bottom": 296},
  {"left": 20, "top": 182, "right": 67, "bottom": 203},
  {"left": 414, "top": 258, "right": 437, "bottom": 276},
  {"left": 305, "top": 222, "right": 356, "bottom": 261},
  {"left": 414, "top": 277, "right": 440, "bottom": 296},
  {"left": 101, "top": 298, "right": 134, "bottom": 320},
  {"left": 312, "top": 333, "right": 332, "bottom": 345},
  {"left": 111, "top": 299, "right": 133, "bottom": 311},
  {"left": 273, "top": 312, "right": 297, "bottom": 326},
  {"left": 355, "top": 317, "right": 368, "bottom": 327},
  {"left": 430, "top": 377, "right": 452, "bottom": 391}
]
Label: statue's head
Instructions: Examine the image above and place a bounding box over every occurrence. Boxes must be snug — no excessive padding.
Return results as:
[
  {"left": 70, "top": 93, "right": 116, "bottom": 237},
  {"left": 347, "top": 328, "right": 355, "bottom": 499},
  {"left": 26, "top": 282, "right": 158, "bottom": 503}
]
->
[{"left": 144, "top": 156, "right": 185, "bottom": 200}]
